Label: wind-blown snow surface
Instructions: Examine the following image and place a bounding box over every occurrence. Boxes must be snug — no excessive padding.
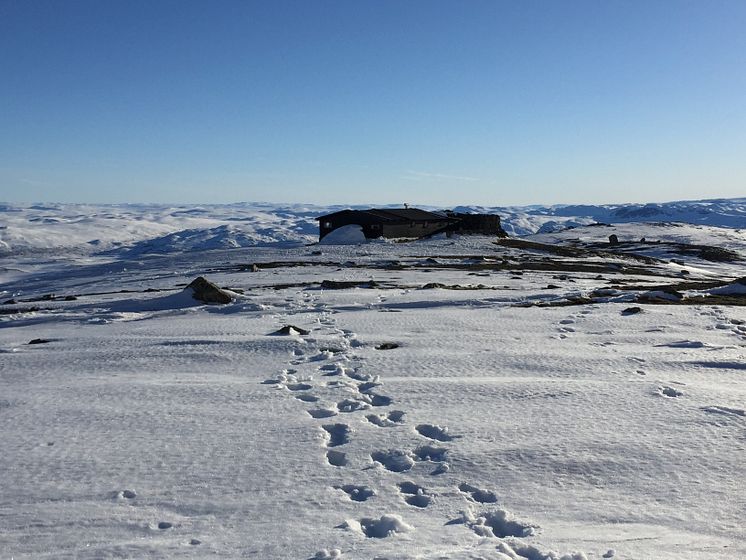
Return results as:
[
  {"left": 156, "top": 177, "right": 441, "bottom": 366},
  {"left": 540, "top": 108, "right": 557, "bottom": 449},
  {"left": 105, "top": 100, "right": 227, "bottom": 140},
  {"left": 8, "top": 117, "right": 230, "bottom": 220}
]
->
[{"left": 1, "top": 206, "right": 746, "bottom": 559}]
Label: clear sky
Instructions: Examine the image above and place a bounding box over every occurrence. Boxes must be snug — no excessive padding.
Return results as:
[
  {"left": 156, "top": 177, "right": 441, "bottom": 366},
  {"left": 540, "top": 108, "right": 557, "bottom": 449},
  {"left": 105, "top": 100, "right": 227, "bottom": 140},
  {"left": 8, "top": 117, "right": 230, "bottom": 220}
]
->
[{"left": 1, "top": 0, "right": 745, "bottom": 206}]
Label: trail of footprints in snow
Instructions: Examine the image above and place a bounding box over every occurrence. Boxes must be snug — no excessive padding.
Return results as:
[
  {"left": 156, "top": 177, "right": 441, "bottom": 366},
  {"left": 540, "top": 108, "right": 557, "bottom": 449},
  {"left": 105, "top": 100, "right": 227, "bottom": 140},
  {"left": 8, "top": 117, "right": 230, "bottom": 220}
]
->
[{"left": 265, "top": 305, "right": 559, "bottom": 556}]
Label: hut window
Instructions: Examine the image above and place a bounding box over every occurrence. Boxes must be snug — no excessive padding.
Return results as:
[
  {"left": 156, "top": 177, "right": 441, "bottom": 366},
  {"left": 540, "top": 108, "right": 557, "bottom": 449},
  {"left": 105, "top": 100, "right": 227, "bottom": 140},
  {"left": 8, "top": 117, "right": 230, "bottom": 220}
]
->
[
  {"left": 410, "top": 221, "right": 415, "bottom": 227},
  {"left": 371, "top": 224, "right": 381, "bottom": 230},
  {"left": 323, "top": 221, "right": 332, "bottom": 228},
  {"left": 423, "top": 221, "right": 429, "bottom": 228}
]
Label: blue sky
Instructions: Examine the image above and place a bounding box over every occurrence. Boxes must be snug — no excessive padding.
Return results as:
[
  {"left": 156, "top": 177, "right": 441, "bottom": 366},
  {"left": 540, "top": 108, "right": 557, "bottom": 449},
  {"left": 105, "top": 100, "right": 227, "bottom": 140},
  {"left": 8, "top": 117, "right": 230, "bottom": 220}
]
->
[{"left": 1, "top": 0, "right": 745, "bottom": 206}]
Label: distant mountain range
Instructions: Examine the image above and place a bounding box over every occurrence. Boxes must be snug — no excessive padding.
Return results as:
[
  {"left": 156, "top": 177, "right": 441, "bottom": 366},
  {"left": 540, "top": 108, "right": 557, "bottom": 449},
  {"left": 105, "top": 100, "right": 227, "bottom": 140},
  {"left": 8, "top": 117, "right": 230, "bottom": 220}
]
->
[{"left": 1, "top": 198, "right": 744, "bottom": 255}]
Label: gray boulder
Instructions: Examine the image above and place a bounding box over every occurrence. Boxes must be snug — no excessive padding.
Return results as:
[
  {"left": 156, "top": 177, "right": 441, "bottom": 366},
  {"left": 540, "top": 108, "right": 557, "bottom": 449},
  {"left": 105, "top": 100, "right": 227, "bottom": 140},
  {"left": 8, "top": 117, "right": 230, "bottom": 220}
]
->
[{"left": 186, "top": 276, "right": 233, "bottom": 304}]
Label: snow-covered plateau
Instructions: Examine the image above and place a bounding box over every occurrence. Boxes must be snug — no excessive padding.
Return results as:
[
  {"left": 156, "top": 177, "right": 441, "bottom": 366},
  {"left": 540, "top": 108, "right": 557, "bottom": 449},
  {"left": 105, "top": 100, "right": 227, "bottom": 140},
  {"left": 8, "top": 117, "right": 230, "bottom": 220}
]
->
[{"left": 1, "top": 200, "right": 745, "bottom": 559}]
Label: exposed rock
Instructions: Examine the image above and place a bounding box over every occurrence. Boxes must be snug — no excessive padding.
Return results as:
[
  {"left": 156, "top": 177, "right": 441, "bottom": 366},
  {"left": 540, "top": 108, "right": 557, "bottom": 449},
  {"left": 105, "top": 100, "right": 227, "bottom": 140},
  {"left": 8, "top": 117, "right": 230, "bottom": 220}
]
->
[
  {"left": 698, "top": 246, "right": 741, "bottom": 262},
  {"left": 375, "top": 342, "right": 399, "bottom": 350},
  {"left": 222, "top": 286, "right": 245, "bottom": 294},
  {"left": 638, "top": 288, "right": 684, "bottom": 302},
  {"left": 622, "top": 306, "right": 643, "bottom": 315},
  {"left": 28, "top": 338, "right": 52, "bottom": 345},
  {"left": 186, "top": 276, "right": 233, "bottom": 304},
  {"left": 271, "top": 325, "right": 310, "bottom": 336},
  {"left": 608, "top": 234, "right": 619, "bottom": 245},
  {"left": 320, "top": 279, "right": 379, "bottom": 289}
]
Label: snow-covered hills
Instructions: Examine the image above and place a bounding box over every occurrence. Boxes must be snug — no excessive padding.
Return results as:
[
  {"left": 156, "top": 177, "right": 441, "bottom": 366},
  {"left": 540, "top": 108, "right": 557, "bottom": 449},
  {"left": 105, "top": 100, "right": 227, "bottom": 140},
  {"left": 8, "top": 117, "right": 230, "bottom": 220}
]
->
[{"left": 1, "top": 198, "right": 745, "bottom": 256}]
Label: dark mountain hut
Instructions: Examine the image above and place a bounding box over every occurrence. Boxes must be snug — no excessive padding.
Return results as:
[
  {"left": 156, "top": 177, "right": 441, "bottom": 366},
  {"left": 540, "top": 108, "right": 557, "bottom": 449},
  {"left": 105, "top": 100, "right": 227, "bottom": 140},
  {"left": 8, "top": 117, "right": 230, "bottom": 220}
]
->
[
  {"left": 316, "top": 208, "right": 456, "bottom": 241},
  {"left": 316, "top": 208, "right": 507, "bottom": 241}
]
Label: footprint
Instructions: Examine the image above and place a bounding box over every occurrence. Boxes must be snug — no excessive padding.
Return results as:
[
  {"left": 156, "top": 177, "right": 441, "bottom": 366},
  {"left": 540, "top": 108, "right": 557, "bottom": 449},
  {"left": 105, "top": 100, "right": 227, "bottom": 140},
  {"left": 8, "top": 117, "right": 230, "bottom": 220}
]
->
[
  {"left": 344, "top": 515, "right": 413, "bottom": 538},
  {"left": 364, "top": 393, "right": 393, "bottom": 407},
  {"left": 307, "top": 408, "right": 337, "bottom": 419},
  {"left": 657, "top": 386, "right": 683, "bottom": 398},
  {"left": 326, "top": 450, "right": 348, "bottom": 467},
  {"left": 337, "top": 398, "right": 370, "bottom": 413},
  {"left": 366, "top": 410, "right": 405, "bottom": 427},
  {"left": 702, "top": 405, "right": 745, "bottom": 417},
  {"left": 295, "top": 394, "right": 320, "bottom": 403},
  {"left": 357, "top": 381, "right": 381, "bottom": 393},
  {"left": 346, "top": 370, "right": 376, "bottom": 382},
  {"left": 113, "top": 489, "right": 137, "bottom": 500},
  {"left": 287, "top": 383, "right": 313, "bottom": 391},
  {"left": 371, "top": 450, "right": 415, "bottom": 472},
  {"left": 415, "top": 424, "right": 457, "bottom": 442},
  {"left": 458, "top": 508, "right": 536, "bottom": 538},
  {"left": 398, "top": 482, "right": 432, "bottom": 508},
  {"left": 322, "top": 424, "right": 351, "bottom": 447},
  {"left": 335, "top": 484, "right": 375, "bottom": 502},
  {"left": 459, "top": 482, "right": 498, "bottom": 503},
  {"left": 311, "top": 548, "right": 342, "bottom": 559},
  {"left": 413, "top": 445, "right": 448, "bottom": 462}
]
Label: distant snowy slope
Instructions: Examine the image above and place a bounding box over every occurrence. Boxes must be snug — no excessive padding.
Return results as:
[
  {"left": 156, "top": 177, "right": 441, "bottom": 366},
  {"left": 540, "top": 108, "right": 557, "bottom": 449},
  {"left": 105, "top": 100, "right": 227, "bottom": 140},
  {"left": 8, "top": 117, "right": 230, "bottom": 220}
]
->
[
  {"left": 1, "top": 198, "right": 744, "bottom": 255},
  {"left": 454, "top": 197, "right": 746, "bottom": 235}
]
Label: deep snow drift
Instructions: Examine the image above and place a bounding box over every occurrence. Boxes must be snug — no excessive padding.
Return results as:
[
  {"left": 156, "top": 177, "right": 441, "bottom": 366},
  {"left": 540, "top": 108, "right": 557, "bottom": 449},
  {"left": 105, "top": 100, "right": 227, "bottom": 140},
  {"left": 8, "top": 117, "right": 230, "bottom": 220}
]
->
[{"left": 1, "top": 203, "right": 745, "bottom": 559}]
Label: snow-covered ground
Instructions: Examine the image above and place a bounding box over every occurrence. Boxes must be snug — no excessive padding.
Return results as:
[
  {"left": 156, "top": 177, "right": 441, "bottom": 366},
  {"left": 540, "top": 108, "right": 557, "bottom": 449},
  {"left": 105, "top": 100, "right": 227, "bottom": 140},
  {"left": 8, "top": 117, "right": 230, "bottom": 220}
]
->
[{"left": 1, "top": 202, "right": 745, "bottom": 559}]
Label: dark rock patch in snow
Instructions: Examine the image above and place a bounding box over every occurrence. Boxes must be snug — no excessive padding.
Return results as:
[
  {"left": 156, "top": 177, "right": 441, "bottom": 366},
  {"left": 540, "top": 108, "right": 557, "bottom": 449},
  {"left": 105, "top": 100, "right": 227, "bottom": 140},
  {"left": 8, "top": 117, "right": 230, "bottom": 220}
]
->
[
  {"left": 271, "top": 325, "right": 310, "bottom": 336},
  {"left": 622, "top": 306, "right": 643, "bottom": 315},
  {"left": 186, "top": 276, "right": 233, "bottom": 304},
  {"left": 375, "top": 342, "right": 400, "bottom": 350},
  {"left": 320, "top": 279, "right": 379, "bottom": 289},
  {"left": 295, "top": 394, "right": 320, "bottom": 403}
]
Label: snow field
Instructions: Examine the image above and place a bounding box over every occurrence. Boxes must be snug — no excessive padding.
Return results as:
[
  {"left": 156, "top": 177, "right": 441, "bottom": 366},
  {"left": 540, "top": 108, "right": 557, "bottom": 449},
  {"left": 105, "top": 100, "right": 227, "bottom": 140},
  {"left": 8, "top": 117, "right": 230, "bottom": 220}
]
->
[{"left": 1, "top": 221, "right": 745, "bottom": 558}]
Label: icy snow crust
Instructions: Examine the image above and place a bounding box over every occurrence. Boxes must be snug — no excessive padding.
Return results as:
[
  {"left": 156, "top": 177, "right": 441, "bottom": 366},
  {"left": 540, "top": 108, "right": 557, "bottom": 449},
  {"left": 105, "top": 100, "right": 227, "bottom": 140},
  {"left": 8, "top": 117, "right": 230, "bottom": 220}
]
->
[{"left": 1, "top": 205, "right": 746, "bottom": 559}]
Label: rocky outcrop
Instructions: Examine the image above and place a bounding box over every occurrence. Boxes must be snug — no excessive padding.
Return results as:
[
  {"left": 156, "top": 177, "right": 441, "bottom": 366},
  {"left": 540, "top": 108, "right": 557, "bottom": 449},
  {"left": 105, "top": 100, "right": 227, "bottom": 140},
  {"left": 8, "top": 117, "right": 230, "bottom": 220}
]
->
[{"left": 186, "top": 277, "right": 233, "bottom": 304}]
